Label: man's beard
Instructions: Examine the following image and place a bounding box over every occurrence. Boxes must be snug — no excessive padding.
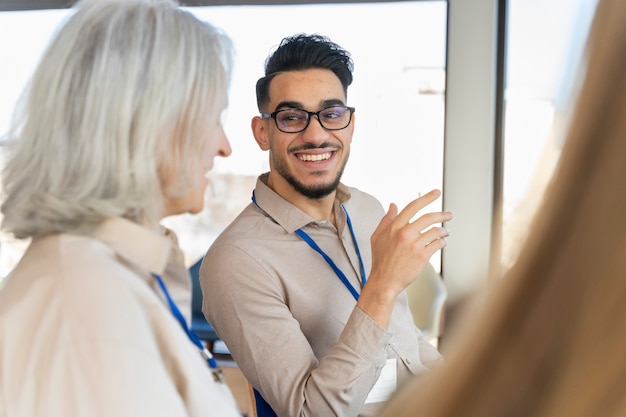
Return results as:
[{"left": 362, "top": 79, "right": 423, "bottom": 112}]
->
[
  {"left": 282, "top": 169, "right": 343, "bottom": 199},
  {"left": 272, "top": 147, "right": 348, "bottom": 199}
]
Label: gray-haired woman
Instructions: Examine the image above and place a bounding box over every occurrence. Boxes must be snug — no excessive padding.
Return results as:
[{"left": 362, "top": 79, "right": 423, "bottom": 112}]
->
[{"left": 0, "top": 0, "right": 240, "bottom": 416}]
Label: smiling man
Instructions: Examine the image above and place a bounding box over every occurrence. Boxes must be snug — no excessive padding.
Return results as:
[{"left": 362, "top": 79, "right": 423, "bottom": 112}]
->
[{"left": 200, "top": 33, "right": 453, "bottom": 417}]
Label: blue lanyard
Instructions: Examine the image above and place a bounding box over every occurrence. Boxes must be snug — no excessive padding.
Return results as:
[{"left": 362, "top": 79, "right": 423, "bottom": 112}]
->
[
  {"left": 252, "top": 193, "right": 367, "bottom": 301},
  {"left": 152, "top": 273, "right": 224, "bottom": 383}
]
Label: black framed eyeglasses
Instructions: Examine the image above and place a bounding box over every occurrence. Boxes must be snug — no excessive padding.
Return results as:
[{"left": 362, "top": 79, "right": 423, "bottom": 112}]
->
[{"left": 260, "top": 105, "right": 355, "bottom": 133}]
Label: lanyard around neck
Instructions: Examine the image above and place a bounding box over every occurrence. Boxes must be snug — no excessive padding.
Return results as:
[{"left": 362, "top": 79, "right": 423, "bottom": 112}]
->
[
  {"left": 152, "top": 273, "right": 224, "bottom": 383},
  {"left": 251, "top": 192, "right": 367, "bottom": 301}
]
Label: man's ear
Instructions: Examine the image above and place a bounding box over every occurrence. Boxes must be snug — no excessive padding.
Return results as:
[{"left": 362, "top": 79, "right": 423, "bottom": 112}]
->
[{"left": 251, "top": 116, "right": 270, "bottom": 151}]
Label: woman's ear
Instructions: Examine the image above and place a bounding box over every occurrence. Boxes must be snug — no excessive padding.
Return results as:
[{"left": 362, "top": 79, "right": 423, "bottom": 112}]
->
[{"left": 251, "top": 116, "right": 270, "bottom": 151}]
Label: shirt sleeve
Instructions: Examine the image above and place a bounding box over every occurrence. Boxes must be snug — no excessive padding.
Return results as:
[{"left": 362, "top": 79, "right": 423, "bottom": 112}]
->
[{"left": 201, "top": 243, "right": 392, "bottom": 417}]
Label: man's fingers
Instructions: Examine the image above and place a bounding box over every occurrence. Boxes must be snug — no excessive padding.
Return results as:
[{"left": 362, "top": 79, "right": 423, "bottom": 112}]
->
[
  {"left": 406, "top": 211, "right": 453, "bottom": 236},
  {"left": 422, "top": 226, "right": 450, "bottom": 248},
  {"left": 395, "top": 189, "right": 441, "bottom": 225},
  {"left": 379, "top": 203, "right": 399, "bottom": 227}
]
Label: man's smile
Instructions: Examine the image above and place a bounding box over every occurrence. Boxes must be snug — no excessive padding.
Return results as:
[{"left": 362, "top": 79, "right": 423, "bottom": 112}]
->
[{"left": 296, "top": 151, "right": 333, "bottom": 162}]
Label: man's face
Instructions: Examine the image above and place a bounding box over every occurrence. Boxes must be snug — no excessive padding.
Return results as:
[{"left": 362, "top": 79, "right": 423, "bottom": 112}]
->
[{"left": 254, "top": 68, "right": 354, "bottom": 200}]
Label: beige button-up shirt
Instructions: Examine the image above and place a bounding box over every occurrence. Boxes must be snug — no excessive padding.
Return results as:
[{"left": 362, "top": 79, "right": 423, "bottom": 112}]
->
[
  {"left": 201, "top": 174, "right": 441, "bottom": 417},
  {"left": 0, "top": 217, "right": 239, "bottom": 417}
]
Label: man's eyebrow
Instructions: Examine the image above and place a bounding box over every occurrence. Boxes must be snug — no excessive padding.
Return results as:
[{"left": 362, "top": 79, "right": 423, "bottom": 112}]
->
[
  {"left": 273, "top": 99, "right": 346, "bottom": 112},
  {"left": 321, "top": 99, "right": 345, "bottom": 108},
  {"left": 274, "top": 101, "right": 303, "bottom": 111}
]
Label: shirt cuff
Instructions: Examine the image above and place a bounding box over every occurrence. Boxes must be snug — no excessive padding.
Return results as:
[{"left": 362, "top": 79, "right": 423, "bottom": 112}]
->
[{"left": 339, "top": 306, "right": 392, "bottom": 364}]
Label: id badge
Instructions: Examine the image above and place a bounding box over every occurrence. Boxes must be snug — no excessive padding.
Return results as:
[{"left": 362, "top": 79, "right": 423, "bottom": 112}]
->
[{"left": 364, "top": 358, "right": 397, "bottom": 404}]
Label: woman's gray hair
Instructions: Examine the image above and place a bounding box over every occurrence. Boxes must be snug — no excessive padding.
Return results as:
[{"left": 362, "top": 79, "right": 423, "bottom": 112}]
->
[{"left": 0, "top": 0, "right": 234, "bottom": 239}]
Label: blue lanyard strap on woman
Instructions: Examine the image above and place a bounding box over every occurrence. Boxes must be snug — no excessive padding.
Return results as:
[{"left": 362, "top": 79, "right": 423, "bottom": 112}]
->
[
  {"left": 252, "top": 192, "right": 367, "bottom": 302},
  {"left": 152, "top": 273, "right": 225, "bottom": 383}
]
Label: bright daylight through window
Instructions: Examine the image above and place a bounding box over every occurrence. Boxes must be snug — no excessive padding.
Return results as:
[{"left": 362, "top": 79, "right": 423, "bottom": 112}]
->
[
  {"left": 500, "top": 0, "right": 598, "bottom": 269},
  {"left": 0, "top": 1, "right": 447, "bottom": 277}
]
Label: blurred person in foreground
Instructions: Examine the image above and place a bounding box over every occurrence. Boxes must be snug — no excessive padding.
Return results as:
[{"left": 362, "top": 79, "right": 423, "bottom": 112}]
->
[
  {"left": 200, "top": 33, "right": 453, "bottom": 417},
  {"left": 378, "top": 0, "right": 626, "bottom": 416},
  {"left": 0, "top": 0, "right": 241, "bottom": 416}
]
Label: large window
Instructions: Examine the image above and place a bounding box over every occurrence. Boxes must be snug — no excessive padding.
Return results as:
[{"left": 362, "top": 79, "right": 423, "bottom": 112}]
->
[
  {"left": 168, "top": 2, "right": 448, "bottom": 264},
  {"left": 500, "top": 0, "right": 598, "bottom": 268},
  {"left": 0, "top": 2, "right": 448, "bottom": 276}
]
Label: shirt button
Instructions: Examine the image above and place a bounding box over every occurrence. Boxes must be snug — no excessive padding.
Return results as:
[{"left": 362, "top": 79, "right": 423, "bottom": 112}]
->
[{"left": 406, "top": 358, "right": 412, "bottom": 364}]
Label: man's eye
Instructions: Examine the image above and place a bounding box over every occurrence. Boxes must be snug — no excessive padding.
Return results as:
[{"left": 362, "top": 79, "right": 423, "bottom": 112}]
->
[
  {"left": 280, "top": 111, "right": 306, "bottom": 122},
  {"left": 321, "top": 108, "right": 343, "bottom": 120}
]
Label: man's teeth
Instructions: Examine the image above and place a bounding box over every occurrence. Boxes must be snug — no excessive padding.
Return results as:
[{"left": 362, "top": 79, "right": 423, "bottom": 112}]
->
[{"left": 299, "top": 152, "right": 332, "bottom": 162}]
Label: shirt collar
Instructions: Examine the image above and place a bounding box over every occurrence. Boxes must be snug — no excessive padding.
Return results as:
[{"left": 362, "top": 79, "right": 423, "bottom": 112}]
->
[
  {"left": 91, "top": 217, "right": 172, "bottom": 276},
  {"left": 253, "top": 172, "right": 352, "bottom": 233}
]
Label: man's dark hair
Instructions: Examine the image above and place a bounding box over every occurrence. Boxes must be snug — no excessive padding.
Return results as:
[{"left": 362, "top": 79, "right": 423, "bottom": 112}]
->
[{"left": 256, "top": 33, "right": 354, "bottom": 110}]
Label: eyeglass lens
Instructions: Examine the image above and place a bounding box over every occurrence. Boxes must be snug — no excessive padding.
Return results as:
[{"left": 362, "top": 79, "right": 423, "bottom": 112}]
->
[{"left": 275, "top": 106, "right": 352, "bottom": 132}]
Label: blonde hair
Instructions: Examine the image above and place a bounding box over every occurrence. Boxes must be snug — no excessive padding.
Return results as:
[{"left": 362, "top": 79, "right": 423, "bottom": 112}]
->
[
  {"left": 379, "top": 0, "right": 626, "bottom": 415},
  {"left": 1, "top": 0, "right": 233, "bottom": 239}
]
